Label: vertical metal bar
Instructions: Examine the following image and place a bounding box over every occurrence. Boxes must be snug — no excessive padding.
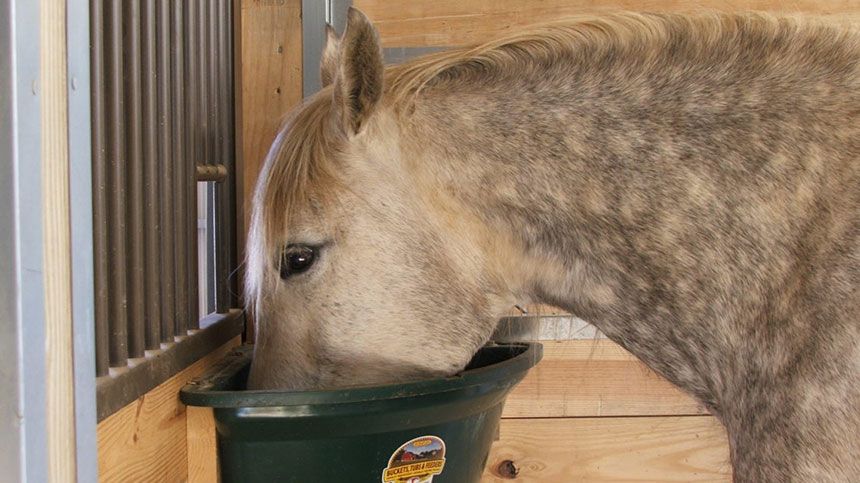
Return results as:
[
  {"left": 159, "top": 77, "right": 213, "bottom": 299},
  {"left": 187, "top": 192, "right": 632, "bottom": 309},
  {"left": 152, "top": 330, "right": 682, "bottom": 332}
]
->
[
  {"left": 204, "top": 0, "right": 218, "bottom": 315},
  {"left": 214, "top": 0, "right": 230, "bottom": 313},
  {"left": 227, "top": 0, "right": 242, "bottom": 318},
  {"left": 210, "top": 2, "right": 220, "bottom": 173},
  {"left": 124, "top": 0, "right": 145, "bottom": 359},
  {"left": 106, "top": 0, "right": 128, "bottom": 366},
  {"left": 90, "top": 0, "right": 109, "bottom": 376},
  {"left": 206, "top": 183, "right": 217, "bottom": 314},
  {"left": 210, "top": 0, "right": 225, "bottom": 313},
  {"left": 186, "top": 0, "right": 200, "bottom": 329},
  {"left": 157, "top": 0, "right": 175, "bottom": 343},
  {"left": 219, "top": 0, "right": 237, "bottom": 308},
  {"left": 199, "top": 1, "right": 210, "bottom": 167},
  {"left": 68, "top": 0, "right": 99, "bottom": 477},
  {"left": 187, "top": 186, "right": 200, "bottom": 327},
  {"left": 198, "top": 0, "right": 219, "bottom": 313},
  {"left": 206, "top": 1, "right": 219, "bottom": 314},
  {"left": 174, "top": 0, "right": 188, "bottom": 336},
  {"left": 141, "top": 0, "right": 161, "bottom": 351},
  {"left": 231, "top": 0, "right": 239, "bottom": 309}
]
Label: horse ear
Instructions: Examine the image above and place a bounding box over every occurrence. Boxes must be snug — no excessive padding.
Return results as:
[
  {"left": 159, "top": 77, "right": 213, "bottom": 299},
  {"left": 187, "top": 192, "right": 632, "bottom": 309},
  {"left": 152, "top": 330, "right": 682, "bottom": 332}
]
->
[
  {"left": 320, "top": 24, "right": 340, "bottom": 88},
  {"left": 333, "top": 8, "right": 384, "bottom": 135}
]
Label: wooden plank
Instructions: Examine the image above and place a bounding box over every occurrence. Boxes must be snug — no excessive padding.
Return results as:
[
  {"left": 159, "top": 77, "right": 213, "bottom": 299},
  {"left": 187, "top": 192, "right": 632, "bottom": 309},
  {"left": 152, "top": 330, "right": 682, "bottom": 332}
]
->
[
  {"left": 40, "top": 0, "right": 77, "bottom": 480},
  {"left": 187, "top": 406, "right": 219, "bottom": 483},
  {"left": 483, "top": 416, "right": 731, "bottom": 482},
  {"left": 239, "top": 0, "right": 303, "bottom": 341},
  {"left": 238, "top": 0, "right": 303, "bottom": 243},
  {"left": 97, "top": 337, "right": 240, "bottom": 483},
  {"left": 503, "top": 340, "right": 708, "bottom": 418},
  {"left": 354, "top": 0, "right": 860, "bottom": 47}
]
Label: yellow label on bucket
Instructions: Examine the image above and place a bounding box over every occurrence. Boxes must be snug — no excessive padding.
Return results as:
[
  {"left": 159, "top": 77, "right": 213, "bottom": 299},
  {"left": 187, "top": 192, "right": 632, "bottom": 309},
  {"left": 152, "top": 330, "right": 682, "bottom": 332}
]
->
[{"left": 382, "top": 436, "right": 446, "bottom": 483}]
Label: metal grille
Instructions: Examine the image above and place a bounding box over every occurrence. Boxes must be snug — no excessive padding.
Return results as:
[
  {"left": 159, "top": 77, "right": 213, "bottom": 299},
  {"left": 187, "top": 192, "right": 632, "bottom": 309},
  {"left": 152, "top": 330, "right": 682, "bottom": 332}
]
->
[{"left": 91, "top": 0, "right": 241, "bottom": 418}]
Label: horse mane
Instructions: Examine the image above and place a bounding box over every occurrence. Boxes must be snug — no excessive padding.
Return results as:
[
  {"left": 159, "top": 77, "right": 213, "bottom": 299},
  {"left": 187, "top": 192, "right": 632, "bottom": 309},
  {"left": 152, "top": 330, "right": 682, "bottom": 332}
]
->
[
  {"left": 247, "top": 10, "right": 829, "bottom": 308},
  {"left": 384, "top": 11, "right": 806, "bottom": 107}
]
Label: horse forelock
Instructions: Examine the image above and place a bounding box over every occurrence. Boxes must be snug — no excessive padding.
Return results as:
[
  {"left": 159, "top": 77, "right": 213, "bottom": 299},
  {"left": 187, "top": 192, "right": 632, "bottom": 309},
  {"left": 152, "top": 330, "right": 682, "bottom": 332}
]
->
[{"left": 245, "top": 89, "right": 344, "bottom": 312}]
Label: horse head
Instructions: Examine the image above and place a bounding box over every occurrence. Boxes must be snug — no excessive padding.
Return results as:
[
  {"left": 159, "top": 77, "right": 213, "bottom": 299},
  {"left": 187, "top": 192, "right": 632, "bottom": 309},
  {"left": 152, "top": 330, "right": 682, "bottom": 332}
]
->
[{"left": 245, "top": 9, "right": 526, "bottom": 390}]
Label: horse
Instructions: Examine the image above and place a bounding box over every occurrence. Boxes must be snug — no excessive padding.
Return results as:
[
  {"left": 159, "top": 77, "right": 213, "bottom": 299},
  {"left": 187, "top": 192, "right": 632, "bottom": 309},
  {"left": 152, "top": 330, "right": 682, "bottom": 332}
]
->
[{"left": 245, "top": 8, "right": 859, "bottom": 482}]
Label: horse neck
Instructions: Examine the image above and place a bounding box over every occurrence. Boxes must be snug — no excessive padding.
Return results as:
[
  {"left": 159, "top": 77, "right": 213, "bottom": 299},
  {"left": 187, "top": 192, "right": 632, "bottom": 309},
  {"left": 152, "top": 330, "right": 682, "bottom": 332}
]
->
[
  {"left": 401, "top": 80, "right": 654, "bottom": 326},
  {"left": 397, "top": 42, "right": 860, "bottom": 480}
]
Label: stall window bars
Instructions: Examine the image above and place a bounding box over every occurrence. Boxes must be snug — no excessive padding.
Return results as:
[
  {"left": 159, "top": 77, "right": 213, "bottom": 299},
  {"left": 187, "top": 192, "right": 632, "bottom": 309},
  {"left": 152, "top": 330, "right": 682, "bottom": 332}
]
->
[{"left": 91, "top": 0, "right": 243, "bottom": 421}]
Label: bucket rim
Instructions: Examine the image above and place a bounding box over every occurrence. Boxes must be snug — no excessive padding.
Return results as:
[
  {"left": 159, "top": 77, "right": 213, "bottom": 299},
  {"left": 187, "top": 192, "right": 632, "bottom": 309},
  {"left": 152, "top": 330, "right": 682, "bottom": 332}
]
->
[{"left": 180, "top": 342, "right": 542, "bottom": 408}]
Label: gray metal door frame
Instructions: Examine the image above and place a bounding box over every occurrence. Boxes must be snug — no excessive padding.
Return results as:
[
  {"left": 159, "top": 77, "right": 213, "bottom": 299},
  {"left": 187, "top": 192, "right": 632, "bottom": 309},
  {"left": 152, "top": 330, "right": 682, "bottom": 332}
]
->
[
  {"left": 0, "top": 0, "right": 97, "bottom": 481},
  {"left": 302, "top": 0, "right": 352, "bottom": 98}
]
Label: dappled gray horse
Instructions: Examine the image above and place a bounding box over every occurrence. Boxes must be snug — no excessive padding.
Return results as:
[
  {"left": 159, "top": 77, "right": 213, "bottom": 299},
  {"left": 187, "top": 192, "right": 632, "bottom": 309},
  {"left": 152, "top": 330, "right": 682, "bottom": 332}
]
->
[{"left": 246, "top": 8, "right": 859, "bottom": 482}]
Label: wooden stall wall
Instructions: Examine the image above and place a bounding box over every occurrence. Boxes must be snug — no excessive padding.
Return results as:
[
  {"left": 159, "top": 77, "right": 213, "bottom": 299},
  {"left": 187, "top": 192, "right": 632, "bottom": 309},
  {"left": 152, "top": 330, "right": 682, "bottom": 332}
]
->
[
  {"left": 484, "top": 321, "right": 730, "bottom": 481},
  {"left": 97, "top": 337, "right": 240, "bottom": 482},
  {"left": 349, "top": 1, "right": 860, "bottom": 481},
  {"left": 104, "top": 2, "right": 857, "bottom": 482}
]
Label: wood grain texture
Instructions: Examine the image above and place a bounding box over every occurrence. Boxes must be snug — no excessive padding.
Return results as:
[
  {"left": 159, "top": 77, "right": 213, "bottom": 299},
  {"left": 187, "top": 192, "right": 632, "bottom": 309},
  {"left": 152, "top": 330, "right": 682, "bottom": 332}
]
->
[
  {"left": 97, "top": 337, "right": 240, "bottom": 483},
  {"left": 187, "top": 406, "right": 219, "bottom": 483},
  {"left": 239, "top": 0, "right": 303, "bottom": 341},
  {"left": 238, "top": 0, "right": 302, "bottom": 241},
  {"left": 483, "top": 416, "right": 731, "bottom": 482},
  {"left": 503, "top": 340, "right": 708, "bottom": 418},
  {"left": 354, "top": 0, "right": 860, "bottom": 47},
  {"left": 40, "top": 0, "right": 76, "bottom": 480}
]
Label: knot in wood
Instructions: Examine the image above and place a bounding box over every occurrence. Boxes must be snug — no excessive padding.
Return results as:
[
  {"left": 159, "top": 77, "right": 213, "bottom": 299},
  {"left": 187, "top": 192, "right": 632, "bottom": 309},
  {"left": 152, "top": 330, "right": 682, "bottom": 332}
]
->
[{"left": 496, "top": 459, "right": 520, "bottom": 479}]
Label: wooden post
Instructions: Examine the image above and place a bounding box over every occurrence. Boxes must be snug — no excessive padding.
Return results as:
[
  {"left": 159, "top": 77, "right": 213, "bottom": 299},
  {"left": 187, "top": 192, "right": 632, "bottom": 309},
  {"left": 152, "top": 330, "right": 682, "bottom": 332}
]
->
[
  {"left": 41, "top": 0, "right": 76, "bottom": 479},
  {"left": 238, "top": 0, "right": 304, "bottom": 340},
  {"left": 41, "top": 0, "right": 77, "bottom": 481},
  {"left": 187, "top": 407, "right": 220, "bottom": 483}
]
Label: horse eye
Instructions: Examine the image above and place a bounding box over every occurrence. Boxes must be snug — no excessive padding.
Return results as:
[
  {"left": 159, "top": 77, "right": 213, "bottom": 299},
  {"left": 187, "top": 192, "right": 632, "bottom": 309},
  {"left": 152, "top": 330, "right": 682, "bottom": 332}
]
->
[{"left": 279, "top": 245, "right": 317, "bottom": 280}]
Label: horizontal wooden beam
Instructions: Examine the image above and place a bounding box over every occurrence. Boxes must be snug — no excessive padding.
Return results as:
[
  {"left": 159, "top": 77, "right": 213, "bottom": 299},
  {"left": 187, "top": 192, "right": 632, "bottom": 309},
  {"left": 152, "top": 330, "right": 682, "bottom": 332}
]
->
[
  {"left": 354, "top": 0, "right": 860, "bottom": 47},
  {"left": 96, "top": 309, "right": 244, "bottom": 421}
]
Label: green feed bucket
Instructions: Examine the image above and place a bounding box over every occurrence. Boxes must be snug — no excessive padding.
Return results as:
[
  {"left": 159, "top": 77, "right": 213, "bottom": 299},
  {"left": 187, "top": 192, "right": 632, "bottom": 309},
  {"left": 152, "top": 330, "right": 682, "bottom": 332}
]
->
[{"left": 180, "top": 342, "right": 542, "bottom": 482}]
